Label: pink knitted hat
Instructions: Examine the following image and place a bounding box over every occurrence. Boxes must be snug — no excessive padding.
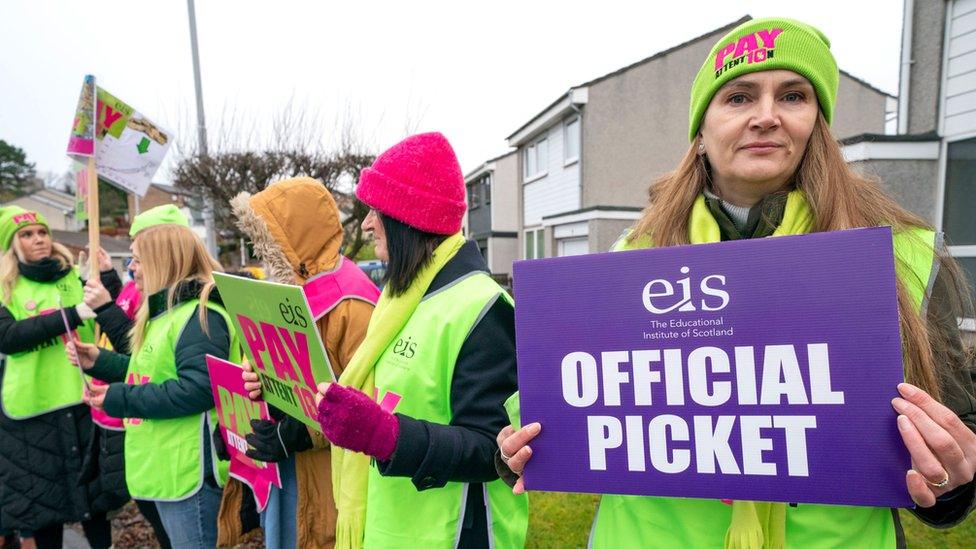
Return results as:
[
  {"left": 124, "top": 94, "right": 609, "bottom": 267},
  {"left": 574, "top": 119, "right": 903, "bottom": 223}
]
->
[{"left": 355, "top": 132, "right": 466, "bottom": 235}]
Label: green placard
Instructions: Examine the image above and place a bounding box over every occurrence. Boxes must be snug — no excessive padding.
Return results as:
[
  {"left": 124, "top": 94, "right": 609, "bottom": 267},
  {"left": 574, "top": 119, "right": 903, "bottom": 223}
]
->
[{"left": 213, "top": 272, "right": 334, "bottom": 430}]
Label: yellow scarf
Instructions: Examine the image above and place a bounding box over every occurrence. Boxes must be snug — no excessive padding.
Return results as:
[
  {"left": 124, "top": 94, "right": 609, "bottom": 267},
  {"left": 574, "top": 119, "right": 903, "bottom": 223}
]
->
[
  {"left": 696, "top": 191, "right": 811, "bottom": 549},
  {"left": 331, "top": 233, "right": 466, "bottom": 549}
]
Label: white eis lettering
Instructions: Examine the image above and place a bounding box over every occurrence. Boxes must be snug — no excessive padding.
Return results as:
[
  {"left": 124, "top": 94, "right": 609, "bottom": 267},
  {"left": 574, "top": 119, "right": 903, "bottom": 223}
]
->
[{"left": 642, "top": 266, "right": 730, "bottom": 314}]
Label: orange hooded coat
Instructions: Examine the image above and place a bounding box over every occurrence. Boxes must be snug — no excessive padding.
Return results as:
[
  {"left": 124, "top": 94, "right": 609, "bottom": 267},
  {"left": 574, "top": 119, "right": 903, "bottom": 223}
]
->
[{"left": 217, "top": 177, "right": 374, "bottom": 548}]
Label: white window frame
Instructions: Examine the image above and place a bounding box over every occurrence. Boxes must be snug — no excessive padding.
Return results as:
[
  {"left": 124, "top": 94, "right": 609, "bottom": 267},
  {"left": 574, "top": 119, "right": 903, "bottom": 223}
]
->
[
  {"left": 523, "top": 136, "right": 549, "bottom": 183},
  {"left": 564, "top": 116, "right": 580, "bottom": 166},
  {"left": 467, "top": 182, "right": 480, "bottom": 210},
  {"left": 524, "top": 228, "right": 545, "bottom": 259},
  {"left": 936, "top": 131, "right": 976, "bottom": 327}
]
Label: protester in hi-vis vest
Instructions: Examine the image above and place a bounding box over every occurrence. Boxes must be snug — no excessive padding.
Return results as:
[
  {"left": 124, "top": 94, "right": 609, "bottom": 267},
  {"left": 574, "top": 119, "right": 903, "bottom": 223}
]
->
[
  {"left": 80, "top": 204, "right": 192, "bottom": 549},
  {"left": 0, "top": 206, "right": 128, "bottom": 549},
  {"left": 496, "top": 17, "right": 976, "bottom": 549},
  {"left": 308, "top": 132, "right": 529, "bottom": 548},
  {"left": 215, "top": 177, "right": 378, "bottom": 548},
  {"left": 67, "top": 223, "right": 239, "bottom": 549},
  {"left": 85, "top": 204, "right": 191, "bottom": 354}
]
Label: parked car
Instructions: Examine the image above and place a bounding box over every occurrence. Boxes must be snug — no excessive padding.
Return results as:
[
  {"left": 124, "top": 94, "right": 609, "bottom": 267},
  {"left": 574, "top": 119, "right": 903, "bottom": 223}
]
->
[{"left": 357, "top": 260, "right": 386, "bottom": 289}]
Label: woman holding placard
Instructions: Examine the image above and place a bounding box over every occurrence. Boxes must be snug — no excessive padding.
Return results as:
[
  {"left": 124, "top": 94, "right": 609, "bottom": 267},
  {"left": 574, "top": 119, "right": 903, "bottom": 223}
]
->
[
  {"left": 496, "top": 16, "right": 976, "bottom": 548},
  {"left": 218, "top": 177, "right": 378, "bottom": 549},
  {"left": 68, "top": 223, "right": 239, "bottom": 548},
  {"left": 311, "top": 132, "right": 529, "bottom": 548},
  {"left": 80, "top": 204, "right": 192, "bottom": 549},
  {"left": 0, "top": 206, "right": 126, "bottom": 549}
]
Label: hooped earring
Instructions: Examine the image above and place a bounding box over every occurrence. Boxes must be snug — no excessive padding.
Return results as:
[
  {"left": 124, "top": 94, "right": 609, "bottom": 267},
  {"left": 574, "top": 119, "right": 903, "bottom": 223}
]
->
[{"left": 697, "top": 140, "right": 705, "bottom": 155}]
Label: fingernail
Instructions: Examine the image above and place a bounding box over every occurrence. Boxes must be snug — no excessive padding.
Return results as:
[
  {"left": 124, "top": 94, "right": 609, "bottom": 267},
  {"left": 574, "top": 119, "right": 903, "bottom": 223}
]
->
[
  {"left": 891, "top": 398, "right": 907, "bottom": 412},
  {"left": 897, "top": 415, "right": 910, "bottom": 431},
  {"left": 528, "top": 422, "right": 541, "bottom": 434},
  {"left": 525, "top": 446, "right": 532, "bottom": 455},
  {"left": 899, "top": 383, "right": 917, "bottom": 397}
]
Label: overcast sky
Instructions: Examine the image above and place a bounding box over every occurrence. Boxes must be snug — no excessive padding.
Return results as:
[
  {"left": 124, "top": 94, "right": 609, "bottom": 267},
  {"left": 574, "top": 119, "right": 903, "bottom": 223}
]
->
[{"left": 0, "top": 0, "right": 905, "bottom": 182}]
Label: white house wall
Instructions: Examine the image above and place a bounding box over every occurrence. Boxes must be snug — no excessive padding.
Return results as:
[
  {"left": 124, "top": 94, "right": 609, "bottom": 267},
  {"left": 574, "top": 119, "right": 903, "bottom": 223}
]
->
[
  {"left": 7, "top": 196, "right": 76, "bottom": 231},
  {"left": 944, "top": 0, "right": 976, "bottom": 136},
  {"left": 522, "top": 121, "right": 581, "bottom": 227},
  {"left": 490, "top": 152, "right": 519, "bottom": 232}
]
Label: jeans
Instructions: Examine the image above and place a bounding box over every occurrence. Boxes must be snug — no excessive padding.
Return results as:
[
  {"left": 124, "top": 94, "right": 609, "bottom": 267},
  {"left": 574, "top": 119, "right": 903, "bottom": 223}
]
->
[
  {"left": 155, "top": 480, "right": 222, "bottom": 549},
  {"left": 136, "top": 499, "right": 172, "bottom": 549},
  {"left": 260, "top": 455, "right": 298, "bottom": 549},
  {"left": 155, "top": 436, "right": 222, "bottom": 549}
]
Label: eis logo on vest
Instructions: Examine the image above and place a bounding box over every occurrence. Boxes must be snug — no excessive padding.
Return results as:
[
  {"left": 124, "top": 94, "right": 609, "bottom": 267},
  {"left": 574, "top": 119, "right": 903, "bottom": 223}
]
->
[
  {"left": 713, "top": 28, "right": 783, "bottom": 78},
  {"left": 393, "top": 336, "right": 417, "bottom": 359},
  {"left": 642, "top": 266, "right": 729, "bottom": 314}
]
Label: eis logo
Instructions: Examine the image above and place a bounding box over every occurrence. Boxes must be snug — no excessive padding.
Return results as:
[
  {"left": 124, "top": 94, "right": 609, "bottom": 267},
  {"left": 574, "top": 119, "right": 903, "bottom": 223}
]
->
[
  {"left": 278, "top": 297, "right": 308, "bottom": 329},
  {"left": 641, "top": 266, "right": 729, "bottom": 314},
  {"left": 392, "top": 336, "right": 417, "bottom": 359}
]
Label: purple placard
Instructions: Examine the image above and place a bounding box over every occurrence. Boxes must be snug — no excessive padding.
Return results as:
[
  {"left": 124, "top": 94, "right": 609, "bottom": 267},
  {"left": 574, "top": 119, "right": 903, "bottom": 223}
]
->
[{"left": 514, "top": 227, "right": 913, "bottom": 508}]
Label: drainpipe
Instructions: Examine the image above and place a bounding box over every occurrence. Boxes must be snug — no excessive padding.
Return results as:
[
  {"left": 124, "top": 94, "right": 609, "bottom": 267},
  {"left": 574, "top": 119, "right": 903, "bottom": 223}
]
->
[
  {"left": 567, "top": 88, "right": 585, "bottom": 250},
  {"left": 898, "top": 0, "right": 914, "bottom": 134}
]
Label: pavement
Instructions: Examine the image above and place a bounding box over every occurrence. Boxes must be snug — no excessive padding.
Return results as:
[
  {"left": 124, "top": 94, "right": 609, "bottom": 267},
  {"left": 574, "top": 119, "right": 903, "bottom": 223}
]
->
[{"left": 63, "top": 526, "right": 90, "bottom": 549}]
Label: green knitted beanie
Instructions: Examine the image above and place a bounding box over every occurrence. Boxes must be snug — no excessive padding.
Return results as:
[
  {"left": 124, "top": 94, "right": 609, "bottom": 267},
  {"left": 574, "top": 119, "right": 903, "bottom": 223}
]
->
[
  {"left": 688, "top": 17, "right": 839, "bottom": 141},
  {"left": 0, "top": 206, "right": 50, "bottom": 252},
  {"left": 129, "top": 204, "right": 190, "bottom": 237}
]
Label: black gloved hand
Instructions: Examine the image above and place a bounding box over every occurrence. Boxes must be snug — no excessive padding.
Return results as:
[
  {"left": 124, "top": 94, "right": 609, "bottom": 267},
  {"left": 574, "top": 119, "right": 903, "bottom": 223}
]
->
[
  {"left": 244, "top": 415, "right": 313, "bottom": 463},
  {"left": 212, "top": 425, "right": 231, "bottom": 461},
  {"left": 268, "top": 404, "right": 286, "bottom": 421}
]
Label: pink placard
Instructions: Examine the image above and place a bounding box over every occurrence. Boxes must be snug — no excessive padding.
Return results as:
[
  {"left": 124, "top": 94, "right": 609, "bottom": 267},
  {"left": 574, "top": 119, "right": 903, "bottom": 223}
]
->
[{"left": 206, "top": 355, "right": 282, "bottom": 511}]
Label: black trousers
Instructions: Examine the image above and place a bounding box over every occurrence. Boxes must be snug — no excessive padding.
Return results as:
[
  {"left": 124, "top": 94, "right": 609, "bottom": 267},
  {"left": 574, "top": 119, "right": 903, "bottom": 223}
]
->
[
  {"left": 135, "top": 499, "right": 172, "bottom": 549},
  {"left": 32, "top": 513, "right": 111, "bottom": 549}
]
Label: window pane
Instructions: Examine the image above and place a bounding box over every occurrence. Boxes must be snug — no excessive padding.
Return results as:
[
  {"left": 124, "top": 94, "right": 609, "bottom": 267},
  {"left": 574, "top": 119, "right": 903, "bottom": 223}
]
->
[
  {"left": 525, "top": 145, "right": 536, "bottom": 178},
  {"left": 537, "top": 138, "right": 548, "bottom": 173},
  {"left": 945, "top": 138, "right": 976, "bottom": 245},
  {"left": 565, "top": 118, "right": 580, "bottom": 160},
  {"left": 536, "top": 229, "right": 544, "bottom": 258},
  {"left": 484, "top": 176, "right": 491, "bottom": 204},
  {"left": 957, "top": 255, "right": 976, "bottom": 301},
  {"left": 525, "top": 231, "right": 534, "bottom": 259}
]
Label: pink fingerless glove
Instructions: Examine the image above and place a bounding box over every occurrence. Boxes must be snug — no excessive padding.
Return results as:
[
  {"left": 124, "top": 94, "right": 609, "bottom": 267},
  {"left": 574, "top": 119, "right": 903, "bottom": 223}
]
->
[{"left": 317, "top": 384, "right": 399, "bottom": 461}]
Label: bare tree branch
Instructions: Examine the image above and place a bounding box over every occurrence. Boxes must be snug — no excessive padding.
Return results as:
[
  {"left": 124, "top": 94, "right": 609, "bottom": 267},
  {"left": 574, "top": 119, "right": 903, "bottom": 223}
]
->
[{"left": 169, "top": 102, "right": 375, "bottom": 264}]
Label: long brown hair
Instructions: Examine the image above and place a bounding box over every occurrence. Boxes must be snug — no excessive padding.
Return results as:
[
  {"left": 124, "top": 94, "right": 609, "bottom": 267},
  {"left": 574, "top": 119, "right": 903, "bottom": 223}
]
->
[
  {"left": 629, "top": 113, "right": 974, "bottom": 401},
  {"left": 130, "top": 224, "right": 223, "bottom": 352}
]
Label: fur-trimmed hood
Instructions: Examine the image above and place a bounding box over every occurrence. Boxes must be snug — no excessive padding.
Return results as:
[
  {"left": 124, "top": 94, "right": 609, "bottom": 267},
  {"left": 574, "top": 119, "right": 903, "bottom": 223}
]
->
[{"left": 230, "top": 177, "right": 343, "bottom": 285}]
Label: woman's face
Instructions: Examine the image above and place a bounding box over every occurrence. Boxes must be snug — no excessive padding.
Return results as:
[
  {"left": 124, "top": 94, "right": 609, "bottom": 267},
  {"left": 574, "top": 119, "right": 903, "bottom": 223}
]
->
[
  {"left": 361, "top": 209, "right": 389, "bottom": 262},
  {"left": 16, "top": 224, "right": 52, "bottom": 263},
  {"left": 129, "top": 242, "right": 144, "bottom": 293},
  {"left": 700, "top": 70, "right": 819, "bottom": 204}
]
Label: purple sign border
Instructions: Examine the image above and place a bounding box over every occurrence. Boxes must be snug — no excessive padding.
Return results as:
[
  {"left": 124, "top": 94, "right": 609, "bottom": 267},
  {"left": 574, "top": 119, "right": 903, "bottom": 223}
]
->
[{"left": 513, "top": 227, "right": 913, "bottom": 508}]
